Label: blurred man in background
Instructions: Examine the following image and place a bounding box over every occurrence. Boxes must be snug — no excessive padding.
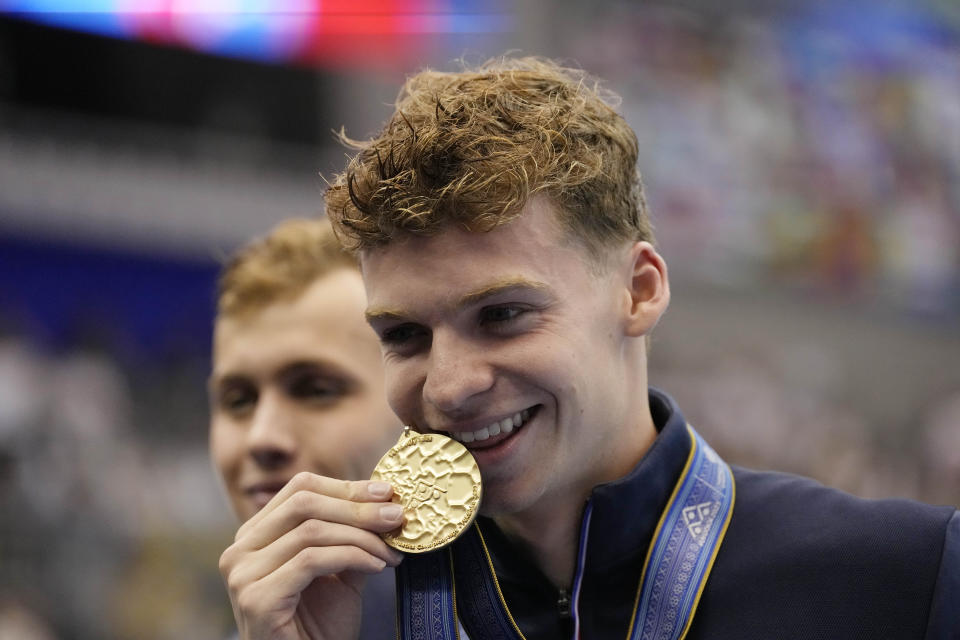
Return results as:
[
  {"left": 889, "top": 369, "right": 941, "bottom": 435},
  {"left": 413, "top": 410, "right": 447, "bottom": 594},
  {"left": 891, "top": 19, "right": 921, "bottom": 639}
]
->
[{"left": 210, "top": 218, "right": 402, "bottom": 639}]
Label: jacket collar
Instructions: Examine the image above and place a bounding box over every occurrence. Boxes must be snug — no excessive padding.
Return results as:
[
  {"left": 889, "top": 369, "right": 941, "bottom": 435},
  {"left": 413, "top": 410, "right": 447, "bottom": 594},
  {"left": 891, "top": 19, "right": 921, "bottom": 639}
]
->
[
  {"left": 584, "top": 387, "right": 693, "bottom": 572},
  {"left": 479, "top": 388, "right": 693, "bottom": 581}
]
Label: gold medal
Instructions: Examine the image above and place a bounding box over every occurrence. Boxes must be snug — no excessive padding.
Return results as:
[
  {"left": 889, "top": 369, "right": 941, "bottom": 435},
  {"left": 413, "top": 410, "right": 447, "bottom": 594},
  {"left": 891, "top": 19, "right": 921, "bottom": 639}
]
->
[{"left": 371, "top": 426, "right": 482, "bottom": 553}]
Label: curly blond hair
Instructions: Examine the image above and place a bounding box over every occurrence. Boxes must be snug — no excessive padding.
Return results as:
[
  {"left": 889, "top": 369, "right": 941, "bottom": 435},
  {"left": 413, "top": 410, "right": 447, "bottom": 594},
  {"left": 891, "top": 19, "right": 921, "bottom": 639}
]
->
[
  {"left": 325, "top": 56, "right": 653, "bottom": 261},
  {"left": 217, "top": 217, "right": 357, "bottom": 319}
]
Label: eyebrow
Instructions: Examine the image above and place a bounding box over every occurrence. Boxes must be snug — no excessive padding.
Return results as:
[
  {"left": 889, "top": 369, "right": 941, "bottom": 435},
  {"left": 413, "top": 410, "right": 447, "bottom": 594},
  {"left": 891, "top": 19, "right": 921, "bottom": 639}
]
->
[
  {"left": 456, "top": 277, "right": 551, "bottom": 308},
  {"left": 365, "top": 277, "right": 552, "bottom": 324},
  {"left": 364, "top": 308, "right": 409, "bottom": 325},
  {"left": 277, "top": 360, "right": 353, "bottom": 382},
  {"left": 208, "top": 360, "right": 354, "bottom": 392},
  {"left": 207, "top": 372, "right": 241, "bottom": 399}
]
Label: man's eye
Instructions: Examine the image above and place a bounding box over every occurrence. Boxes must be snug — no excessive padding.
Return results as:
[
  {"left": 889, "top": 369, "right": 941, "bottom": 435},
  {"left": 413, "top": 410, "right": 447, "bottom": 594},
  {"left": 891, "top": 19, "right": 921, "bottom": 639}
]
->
[
  {"left": 288, "top": 376, "right": 345, "bottom": 402},
  {"left": 381, "top": 323, "right": 427, "bottom": 346},
  {"left": 220, "top": 386, "right": 256, "bottom": 414},
  {"left": 481, "top": 305, "right": 523, "bottom": 325}
]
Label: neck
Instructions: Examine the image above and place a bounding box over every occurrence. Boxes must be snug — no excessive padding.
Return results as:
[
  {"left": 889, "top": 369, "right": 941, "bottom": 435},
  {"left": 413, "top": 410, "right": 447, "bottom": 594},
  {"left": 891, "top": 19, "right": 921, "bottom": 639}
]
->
[
  {"left": 494, "top": 489, "right": 587, "bottom": 589},
  {"left": 494, "top": 407, "right": 659, "bottom": 589}
]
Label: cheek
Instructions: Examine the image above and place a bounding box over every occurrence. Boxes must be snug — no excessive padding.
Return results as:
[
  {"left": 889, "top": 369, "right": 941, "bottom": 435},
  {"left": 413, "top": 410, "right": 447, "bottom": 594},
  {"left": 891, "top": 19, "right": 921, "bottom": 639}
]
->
[
  {"left": 524, "top": 329, "right": 605, "bottom": 410},
  {"left": 314, "top": 400, "right": 401, "bottom": 477},
  {"left": 383, "top": 360, "right": 421, "bottom": 418},
  {"left": 347, "top": 402, "right": 400, "bottom": 447},
  {"left": 209, "top": 418, "right": 243, "bottom": 481},
  {"left": 512, "top": 329, "right": 584, "bottom": 385}
]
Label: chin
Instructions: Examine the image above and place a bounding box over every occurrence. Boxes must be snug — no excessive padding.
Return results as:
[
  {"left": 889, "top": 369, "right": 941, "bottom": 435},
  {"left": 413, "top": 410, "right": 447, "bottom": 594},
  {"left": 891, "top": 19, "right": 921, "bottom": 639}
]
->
[
  {"left": 477, "top": 485, "right": 537, "bottom": 519},
  {"left": 233, "top": 501, "right": 255, "bottom": 523}
]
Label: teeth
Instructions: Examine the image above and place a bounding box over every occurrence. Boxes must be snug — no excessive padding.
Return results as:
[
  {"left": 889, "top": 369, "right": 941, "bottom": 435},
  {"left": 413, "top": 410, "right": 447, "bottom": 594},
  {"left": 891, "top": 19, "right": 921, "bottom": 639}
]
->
[{"left": 448, "top": 409, "right": 533, "bottom": 444}]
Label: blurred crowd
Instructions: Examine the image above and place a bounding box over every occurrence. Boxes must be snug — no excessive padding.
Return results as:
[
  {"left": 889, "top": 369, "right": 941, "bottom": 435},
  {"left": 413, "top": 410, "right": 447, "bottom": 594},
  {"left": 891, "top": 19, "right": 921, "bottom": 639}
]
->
[
  {"left": 564, "top": 2, "right": 959, "bottom": 315},
  {"left": 0, "top": 331, "right": 234, "bottom": 639},
  {"left": 0, "top": 2, "right": 958, "bottom": 639}
]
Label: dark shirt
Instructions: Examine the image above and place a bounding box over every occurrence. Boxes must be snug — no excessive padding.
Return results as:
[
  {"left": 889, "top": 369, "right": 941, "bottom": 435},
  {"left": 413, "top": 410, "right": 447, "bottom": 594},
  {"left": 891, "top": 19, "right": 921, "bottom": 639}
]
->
[{"left": 479, "top": 389, "right": 959, "bottom": 639}]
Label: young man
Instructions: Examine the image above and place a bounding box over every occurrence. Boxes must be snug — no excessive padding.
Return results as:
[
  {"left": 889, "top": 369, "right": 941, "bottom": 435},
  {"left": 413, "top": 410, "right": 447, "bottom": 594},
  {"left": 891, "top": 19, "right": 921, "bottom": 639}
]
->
[
  {"left": 211, "top": 218, "right": 405, "bottom": 640},
  {"left": 225, "top": 59, "right": 958, "bottom": 639}
]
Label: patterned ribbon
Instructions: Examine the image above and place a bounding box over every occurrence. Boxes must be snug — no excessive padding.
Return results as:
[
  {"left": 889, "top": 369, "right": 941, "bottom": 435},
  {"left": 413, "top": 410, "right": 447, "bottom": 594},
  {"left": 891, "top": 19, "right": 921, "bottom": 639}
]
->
[
  {"left": 396, "top": 546, "right": 461, "bottom": 640},
  {"left": 627, "top": 424, "right": 735, "bottom": 640},
  {"left": 396, "top": 425, "right": 735, "bottom": 640}
]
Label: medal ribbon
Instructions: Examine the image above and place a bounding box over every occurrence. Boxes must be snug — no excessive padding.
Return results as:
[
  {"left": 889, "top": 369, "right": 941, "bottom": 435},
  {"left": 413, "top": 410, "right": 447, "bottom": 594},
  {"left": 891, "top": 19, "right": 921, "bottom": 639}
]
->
[
  {"left": 626, "top": 424, "right": 735, "bottom": 640},
  {"left": 396, "top": 425, "right": 735, "bottom": 640},
  {"left": 395, "top": 546, "right": 462, "bottom": 640}
]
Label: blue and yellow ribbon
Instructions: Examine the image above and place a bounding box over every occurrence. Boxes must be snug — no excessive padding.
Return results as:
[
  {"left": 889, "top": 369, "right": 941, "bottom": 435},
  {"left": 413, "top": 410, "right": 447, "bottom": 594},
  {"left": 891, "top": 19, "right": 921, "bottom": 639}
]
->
[
  {"left": 627, "top": 424, "right": 735, "bottom": 640},
  {"left": 397, "top": 425, "right": 734, "bottom": 640}
]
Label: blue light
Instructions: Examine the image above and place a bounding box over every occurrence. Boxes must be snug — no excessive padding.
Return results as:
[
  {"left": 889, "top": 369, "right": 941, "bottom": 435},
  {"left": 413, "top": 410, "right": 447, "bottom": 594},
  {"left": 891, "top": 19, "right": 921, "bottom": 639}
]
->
[{"left": 1, "top": 0, "right": 128, "bottom": 38}]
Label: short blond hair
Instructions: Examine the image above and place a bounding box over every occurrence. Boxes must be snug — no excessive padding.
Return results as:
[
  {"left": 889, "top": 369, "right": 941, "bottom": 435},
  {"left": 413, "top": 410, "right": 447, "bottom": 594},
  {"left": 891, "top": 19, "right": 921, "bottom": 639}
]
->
[
  {"left": 325, "top": 56, "right": 653, "bottom": 261},
  {"left": 217, "top": 217, "right": 357, "bottom": 319}
]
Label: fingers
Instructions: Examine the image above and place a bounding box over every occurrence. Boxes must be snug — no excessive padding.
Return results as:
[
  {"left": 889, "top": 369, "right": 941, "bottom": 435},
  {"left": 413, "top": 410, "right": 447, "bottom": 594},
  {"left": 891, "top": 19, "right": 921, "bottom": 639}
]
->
[
  {"left": 226, "top": 518, "right": 403, "bottom": 589},
  {"left": 232, "top": 546, "right": 387, "bottom": 622},
  {"left": 235, "top": 490, "right": 403, "bottom": 554},
  {"left": 228, "top": 543, "right": 388, "bottom": 606},
  {"left": 237, "top": 472, "right": 396, "bottom": 540},
  {"left": 220, "top": 472, "right": 406, "bottom": 640},
  {"left": 221, "top": 471, "right": 405, "bottom": 597},
  {"left": 227, "top": 546, "right": 383, "bottom": 639},
  {"left": 220, "top": 503, "right": 404, "bottom": 633}
]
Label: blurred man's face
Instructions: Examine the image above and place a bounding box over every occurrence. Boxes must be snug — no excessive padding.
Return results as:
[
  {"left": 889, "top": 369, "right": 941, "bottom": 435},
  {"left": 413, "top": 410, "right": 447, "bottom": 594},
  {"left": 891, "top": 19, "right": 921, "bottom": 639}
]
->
[
  {"left": 361, "top": 197, "right": 648, "bottom": 518},
  {"left": 209, "top": 269, "right": 401, "bottom": 522}
]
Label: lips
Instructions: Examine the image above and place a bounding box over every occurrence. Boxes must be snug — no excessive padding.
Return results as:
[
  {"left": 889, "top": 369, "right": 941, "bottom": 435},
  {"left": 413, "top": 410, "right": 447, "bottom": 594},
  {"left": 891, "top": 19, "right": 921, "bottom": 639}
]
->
[
  {"left": 244, "top": 480, "right": 289, "bottom": 510},
  {"left": 439, "top": 405, "right": 539, "bottom": 450}
]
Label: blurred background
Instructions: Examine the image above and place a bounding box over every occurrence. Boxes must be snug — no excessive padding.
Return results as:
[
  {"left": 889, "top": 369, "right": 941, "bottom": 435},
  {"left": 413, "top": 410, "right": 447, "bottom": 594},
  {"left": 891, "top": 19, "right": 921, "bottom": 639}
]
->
[{"left": 0, "top": 1, "right": 958, "bottom": 638}]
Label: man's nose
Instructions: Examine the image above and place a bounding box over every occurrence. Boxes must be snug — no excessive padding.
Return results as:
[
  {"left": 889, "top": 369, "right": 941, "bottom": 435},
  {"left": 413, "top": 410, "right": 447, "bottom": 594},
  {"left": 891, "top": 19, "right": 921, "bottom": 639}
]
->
[
  {"left": 422, "top": 331, "right": 494, "bottom": 414},
  {"left": 246, "top": 391, "right": 297, "bottom": 470}
]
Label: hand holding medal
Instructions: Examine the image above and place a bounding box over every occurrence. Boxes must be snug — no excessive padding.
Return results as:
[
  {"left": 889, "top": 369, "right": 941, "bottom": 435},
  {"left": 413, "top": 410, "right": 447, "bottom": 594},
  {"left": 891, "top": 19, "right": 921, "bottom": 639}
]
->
[{"left": 371, "top": 426, "right": 482, "bottom": 553}]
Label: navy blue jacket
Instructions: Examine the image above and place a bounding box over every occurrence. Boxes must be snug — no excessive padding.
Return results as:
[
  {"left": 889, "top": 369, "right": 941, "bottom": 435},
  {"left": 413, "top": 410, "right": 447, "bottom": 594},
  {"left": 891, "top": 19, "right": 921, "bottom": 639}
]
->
[{"left": 480, "top": 389, "right": 959, "bottom": 639}]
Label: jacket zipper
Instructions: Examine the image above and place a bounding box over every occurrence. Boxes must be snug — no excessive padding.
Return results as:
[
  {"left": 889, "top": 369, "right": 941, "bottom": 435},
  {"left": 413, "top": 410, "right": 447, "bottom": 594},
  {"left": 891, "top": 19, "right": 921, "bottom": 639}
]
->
[
  {"left": 569, "top": 500, "right": 594, "bottom": 640},
  {"left": 558, "top": 588, "right": 571, "bottom": 618}
]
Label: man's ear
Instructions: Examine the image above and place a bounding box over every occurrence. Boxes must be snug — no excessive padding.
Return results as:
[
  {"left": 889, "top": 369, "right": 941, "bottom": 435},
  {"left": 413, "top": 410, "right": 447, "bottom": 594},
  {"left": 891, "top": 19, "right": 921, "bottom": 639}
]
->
[{"left": 622, "top": 241, "right": 670, "bottom": 337}]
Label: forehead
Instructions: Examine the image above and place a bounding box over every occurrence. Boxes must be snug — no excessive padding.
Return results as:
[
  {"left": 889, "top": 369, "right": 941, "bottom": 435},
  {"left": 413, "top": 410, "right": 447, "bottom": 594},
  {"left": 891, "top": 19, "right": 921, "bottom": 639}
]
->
[
  {"left": 213, "top": 269, "right": 379, "bottom": 375},
  {"left": 360, "top": 197, "right": 594, "bottom": 309}
]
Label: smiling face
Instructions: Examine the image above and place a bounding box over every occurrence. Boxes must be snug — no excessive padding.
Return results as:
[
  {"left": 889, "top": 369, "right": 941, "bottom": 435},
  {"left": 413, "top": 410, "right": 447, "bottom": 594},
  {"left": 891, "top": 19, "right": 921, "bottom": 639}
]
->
[
  {"left": 361, "top": 197, "right": 666, "bottom": 520},
  {"left": 210, "top": 269, "right": 402, "bottom": 522}
]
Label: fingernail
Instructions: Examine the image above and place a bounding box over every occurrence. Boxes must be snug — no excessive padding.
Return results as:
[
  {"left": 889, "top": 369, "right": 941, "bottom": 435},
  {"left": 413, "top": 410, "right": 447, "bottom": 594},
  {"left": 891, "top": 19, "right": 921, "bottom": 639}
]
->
[
  {"left": 380, "top": 504, "right": 404, "bottom": 520},
  {"left": 389, "top": 550, "right": 405, "bottom": 565},
  {"left": 368, "top": 481, "right": 392, "bottom": 498}
]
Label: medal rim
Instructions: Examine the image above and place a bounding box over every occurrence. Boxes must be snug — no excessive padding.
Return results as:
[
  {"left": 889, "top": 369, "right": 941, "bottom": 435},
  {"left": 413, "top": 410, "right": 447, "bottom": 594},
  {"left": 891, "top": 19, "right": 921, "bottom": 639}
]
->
[{"left": 371, "top": 428, "right": 482, "bottom": 554}]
